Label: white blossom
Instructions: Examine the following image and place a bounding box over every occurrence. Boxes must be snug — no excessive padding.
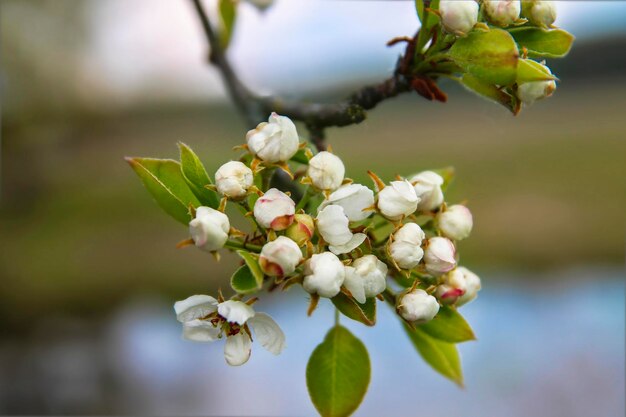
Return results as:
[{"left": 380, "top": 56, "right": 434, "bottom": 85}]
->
[
  {"left": 343, "top": 255, "right": 388, "bottom": 303},
  {"left": 437, "top": 204, "right": 473, "bottom": 241},
  {"left": 522, "top": 0, "right": 556, "bottom": 28},
  {"left": 435, "top": 268, "right": 468, "bottom": 305},
  {"left": 377, "top": 180, "right": 419, "bottom": 220},
  {"left": 259, "top": 236, "right": 303, "bottom": 277},
  {"left": 307, "top": 151, "right": 345, "bottom": 191},
  {"left": 439, "top": 0, "right": 479, "bottom": 37},
  {"left": 397, "top": 289, "right": 440, "bottom": 323},
  {"left": 390, "top": 223, "right": 426, "bottom": 269},
  {"left": 174, "top": 296, "right": 285, "bottom": 366},
  {"left": 246, "top": 113, "right": 299, "bottom": 163},
  {"left": 316, "top": 205, "right": 367, "bottom": 255},
  {"left": 319, "top": 183, "right": 375, "bottom": 222},
  {"left": 215, "top": 161, "right": 253, "bottom": 199},
  {"left": 189, "top": 207, "right": 230, "bottom": 252},
  {"left": 483, "top": 0, "right": 521, "bottom": 27},
  {"left": 424, "top": 237, "right": 457, "bottom": 275},
  {"left": 410, "top": 171, "right": 444, "bottom": 212},
  {"left": 253, "top": 188, "right": 295, "bottom": 230},
  {"left": 456, "top": 267, "right": 482, "bottom": 306},
  {"left": 303, "top": 252, "right": 346, "bottom": 298}
]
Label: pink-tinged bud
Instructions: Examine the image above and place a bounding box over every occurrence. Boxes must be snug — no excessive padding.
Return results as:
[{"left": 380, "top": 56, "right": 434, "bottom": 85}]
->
[
  {"left": 286, "top": 214, "right": 315, "bottom": 246},
  {"left": 423, "top": 237, "right": 457, "bottom": 276},
  {"left": 397, "top": 289, "right": 440, "bottom": 323},
  {"left": 259, "top": 236, "right": 303, "bottom": 278},
  {"left": 377, "top": 180, "right": 419, "bottom": 220},
  {"left": 215, "top": 161, "right": 253, "bottom": 200},
  {"left": 483, "top": 0, "right": 521, "bottom": 27},
  {"left": 189, "top": 207, "right": 230, "bottom": 252},
  {"left": 456, "top": 267, "right": 482, "bottom": 306},
  {"left": 246, "top": 113, "right": 299, "bottom": 163},
  {"left": 390, "top": 223, "right": 426, "bottom": 270},
  {"left": 437, "top": 204, "right": 473, "bottom": 241},
  {"left": 307, "top": 151, "right": 345, "bottom": 191},
  {"left": 253, "top": 188, "right": 295, "bottom": 230},
  {"left": 303, "top": 252, "right": 346, "bottom": 298},
  {"left": 435, "top": 268, "right": 467, "bottom": 305},
  {"left": 409, "top": 171, "right": 444, "bottom": 212},
  {"left": 522, "top": 0, "right": 556, "bottom": 28},
  {"left": 439, "top": 0, "right": 479, "bottom": 37}
]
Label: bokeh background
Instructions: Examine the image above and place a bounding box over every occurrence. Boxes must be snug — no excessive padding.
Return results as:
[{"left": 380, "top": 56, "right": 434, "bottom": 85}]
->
[{"left": 1, "top": 0, "right": 625, "bottom": 416}]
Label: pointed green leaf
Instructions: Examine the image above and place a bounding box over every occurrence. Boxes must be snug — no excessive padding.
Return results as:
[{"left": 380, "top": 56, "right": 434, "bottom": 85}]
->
[
  {"left": 404, "top": 324, "right": 463, "bottom": 386},
  {"left": 415, "top": 0, "right": 440, "bottom": 31},
  {"left": 231, "top": 265, "right": 260, "bottom": 294},
  {"left": 219, "top": 0, "right": 237, "bottom": 49},
  {"left": 508, "top": 27, "right": 574, "bottom": 58},
  {"left": 290, "top": 148, "right": 310, "bottom": 165},
  {"left": 236, "top": 250, "right": 264, "bottom": 289},
  {"left": 331, "top": 293, "right": 376, "bottom": 327},
  {"left": 126, "top": 157, "right": 199, "bottom": 225},
  {"left": 418, "top": 306, "right": 476, "bottom": 343},
  {"left": 517, "top": 59, "right": 557, "bottom": 84},
  {"left": 307, "top": 325, "right": 371, "bottom": 417},
  {"left": 461, "top": 73, "right": 515, "bottom": 113},
  {"left": 178, "top": 142, "right": 220, "bottom": 209},
  {"left": 449, "top": 29, "right": 519, "bottom": 86}
]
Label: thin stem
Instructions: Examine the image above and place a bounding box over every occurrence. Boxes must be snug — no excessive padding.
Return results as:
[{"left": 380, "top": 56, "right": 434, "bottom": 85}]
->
[
  {"left": 334, "top": 308, "right": 340, "bottom": 326},
  {"left": 225, "top": 239, "right": 262, "bottom": 253}
]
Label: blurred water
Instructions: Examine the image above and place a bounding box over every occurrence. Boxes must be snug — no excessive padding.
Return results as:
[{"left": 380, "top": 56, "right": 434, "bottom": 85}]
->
[{"left": 0, "top": 268, "right": 624, "bottom": 416}]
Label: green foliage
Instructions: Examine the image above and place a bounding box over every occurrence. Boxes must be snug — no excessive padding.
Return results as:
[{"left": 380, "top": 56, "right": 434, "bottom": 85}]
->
[
  {"left": 126, "top": 157, "right": 200, "bottom": 225},
  {"left": 461, "top": 74, "right": 515, "bottom": 112},
  {"left": 218, "top": 0, "right": 237, "bottom": 49},
  {"left": 418, "top": 306, "right": 476, "bottom": 343},
  {"left": 235, "top": 250, "right": 264, "bottom": 290},
  {"left": 432, "top": 166, "right": 455, "bottom": 192},
  {"left": 331, "top": 293, "right": 377, "bottom": 327},
  {"left": 415, "top": 0, "right": 441, "bottom": 50},
  {"left": 449, "top": 29, "right": 520, "bottom": 86},
  {"left": 307, "top": 326, "right": 371, "bottom": 417},
  {"left": 517, "top": 58, "right": 557, "bottom": 83},
  {"left": 178, "top": 142, "right": 220, "bottom": 209},
  {"left": 230, "top": 265, "right": 259, "bottom": 294},
  {"left": 508, "top": 27, "right": 575, "bottom": 58},
  {"left": 404, "top": 324, "right": 464, "bottom": 386}
]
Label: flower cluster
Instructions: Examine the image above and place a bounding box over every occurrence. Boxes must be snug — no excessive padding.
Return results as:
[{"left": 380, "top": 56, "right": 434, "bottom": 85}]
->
[{"left": 174, "top": 113, "right": 481, "bottom": 365}]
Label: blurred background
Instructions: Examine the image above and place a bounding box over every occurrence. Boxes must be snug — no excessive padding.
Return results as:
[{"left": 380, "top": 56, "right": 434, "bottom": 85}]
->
[{"left": 1, "top": 0, "right": 624, "bottom": 416}]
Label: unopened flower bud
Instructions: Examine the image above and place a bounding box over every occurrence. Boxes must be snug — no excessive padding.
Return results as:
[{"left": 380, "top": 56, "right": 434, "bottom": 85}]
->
[
  {"left": 316, "top": 205, "right": 366, "bottom": 255},
  {"left": 259, "top": 236, "right": 303, "bottom": 278},
  {"left": 246, "top": 113, "right": 299, "bottom": 163},
  {"left": 483, "top": 0, "right": 521, "bottom": 27},
  {"left": 319, "top": 183, "right": 374, "bottom": 222},
  {"left": 517, "top": 62, "right": 557, "bottom": 105},
  {"left": 522, "top": 0, "right": 556, "bottom": 28},
  {"left": 424, "top": 237, "right": 457, "bottom": 275},
  {"left": 307, "top": 151, "right": 345, "bottom": 191},
  {"left": 397, "top": 289, "right": 440, "bottom": 323},
  {"left": 456, "top": 267, "right": 482, "bottom": 306},
  {"left": 437, "top": 204, "right": 473, "bottom": 241},
  {"left": 286, "top": 214, "right": 315, "bottom": 246},
  {"left": 343, "top": 255, "right": 388, "bottom": 303},
  {"left": 435, "top": 268, "right": 467, "bottom": 305},
  {"left": 189, "top": 207, "right": 230, "bottom": 252},
  {"left": 410, "top": 171, "right": 444, "bottom": 212},
  {"left": 390, "top": 223, "right": 426, "bottom": 270},
  {"left": 439, "top": 0, "right": 479, "bottom": 37},
  {"left": 377, "top": 180, "right": 419, "bottom": 220},
  {"left": 253, "top": 188, "right": 295, "bottom": 230},
  {"left": 303, "top": 252, "right": 346, "bottom": 298},
  {"left": 215, "top": 161, "right": 253, "bottom": 199}
]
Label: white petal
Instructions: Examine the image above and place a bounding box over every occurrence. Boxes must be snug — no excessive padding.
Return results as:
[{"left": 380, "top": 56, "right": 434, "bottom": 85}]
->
[
  {"left": 224, "top": 332, "right": 252, "bottom": 366},
  {"left": 182, "top": 320, "right": 220, "bottom": 342},
  {"left": 174, "top": 295, "right": 218, "bottom": 323},
  {"left": 343, "top": 266, "right": 366, "bottom": 304},
  {"left": 328, "top": 233, "right": 367, "bottom": 255},
  {"left": 218, "top": 300, "right": 255, "bottom": 325},
  {"left": 248, "top": 313, "right": 286, "bottom": 355}
]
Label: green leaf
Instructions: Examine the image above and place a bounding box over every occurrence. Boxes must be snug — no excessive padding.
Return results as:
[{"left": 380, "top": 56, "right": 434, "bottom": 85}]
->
[
  {"left": 231, "top": 265, "right": 260, "bottom": 294},
  {"left": 461, "top": 74, "right": 516, "bottom": 113},
  {"left": 290, "top": 148, "right": 309, "bottom": 165},
  {"left": 236, "top": 250, "right": 264, "bottom": 289},
  {"left": 178, "top": 142, "right": 220, "bottom": 209},
  {"left": 219, "top": 0, "right": 237, "bottom": 49},
  {"left": 307, "top": 325, "right": 371, "bottom": 417},
  {"left": 331, "top": 293, "right": 376, "bottom": 327},
  {"left": 418, "top": 306, "right": 476, "bottom": 343},
  {"left": 449, "top": 28, "right": 519, "bottom": 86},
  {"left": 415, "top": 0, "right": 440, "bottom": 31},
  {"left": 126, "top": 157, "right": 200, "bottom": 225},
  {"left": 404, "top": 324, "right": 463, "bottom": 386},
  {"left": 508, "top": 27, "right": 574, "bottom": 58},
  {"left": 517, "top": 59, "right": 557, "bottom": 84}
]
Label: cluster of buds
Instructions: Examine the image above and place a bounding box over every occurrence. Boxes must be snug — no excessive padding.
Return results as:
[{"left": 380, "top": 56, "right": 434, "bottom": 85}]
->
[{"left": 174, "top": 113, "right": 481, "bottom": 365}]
